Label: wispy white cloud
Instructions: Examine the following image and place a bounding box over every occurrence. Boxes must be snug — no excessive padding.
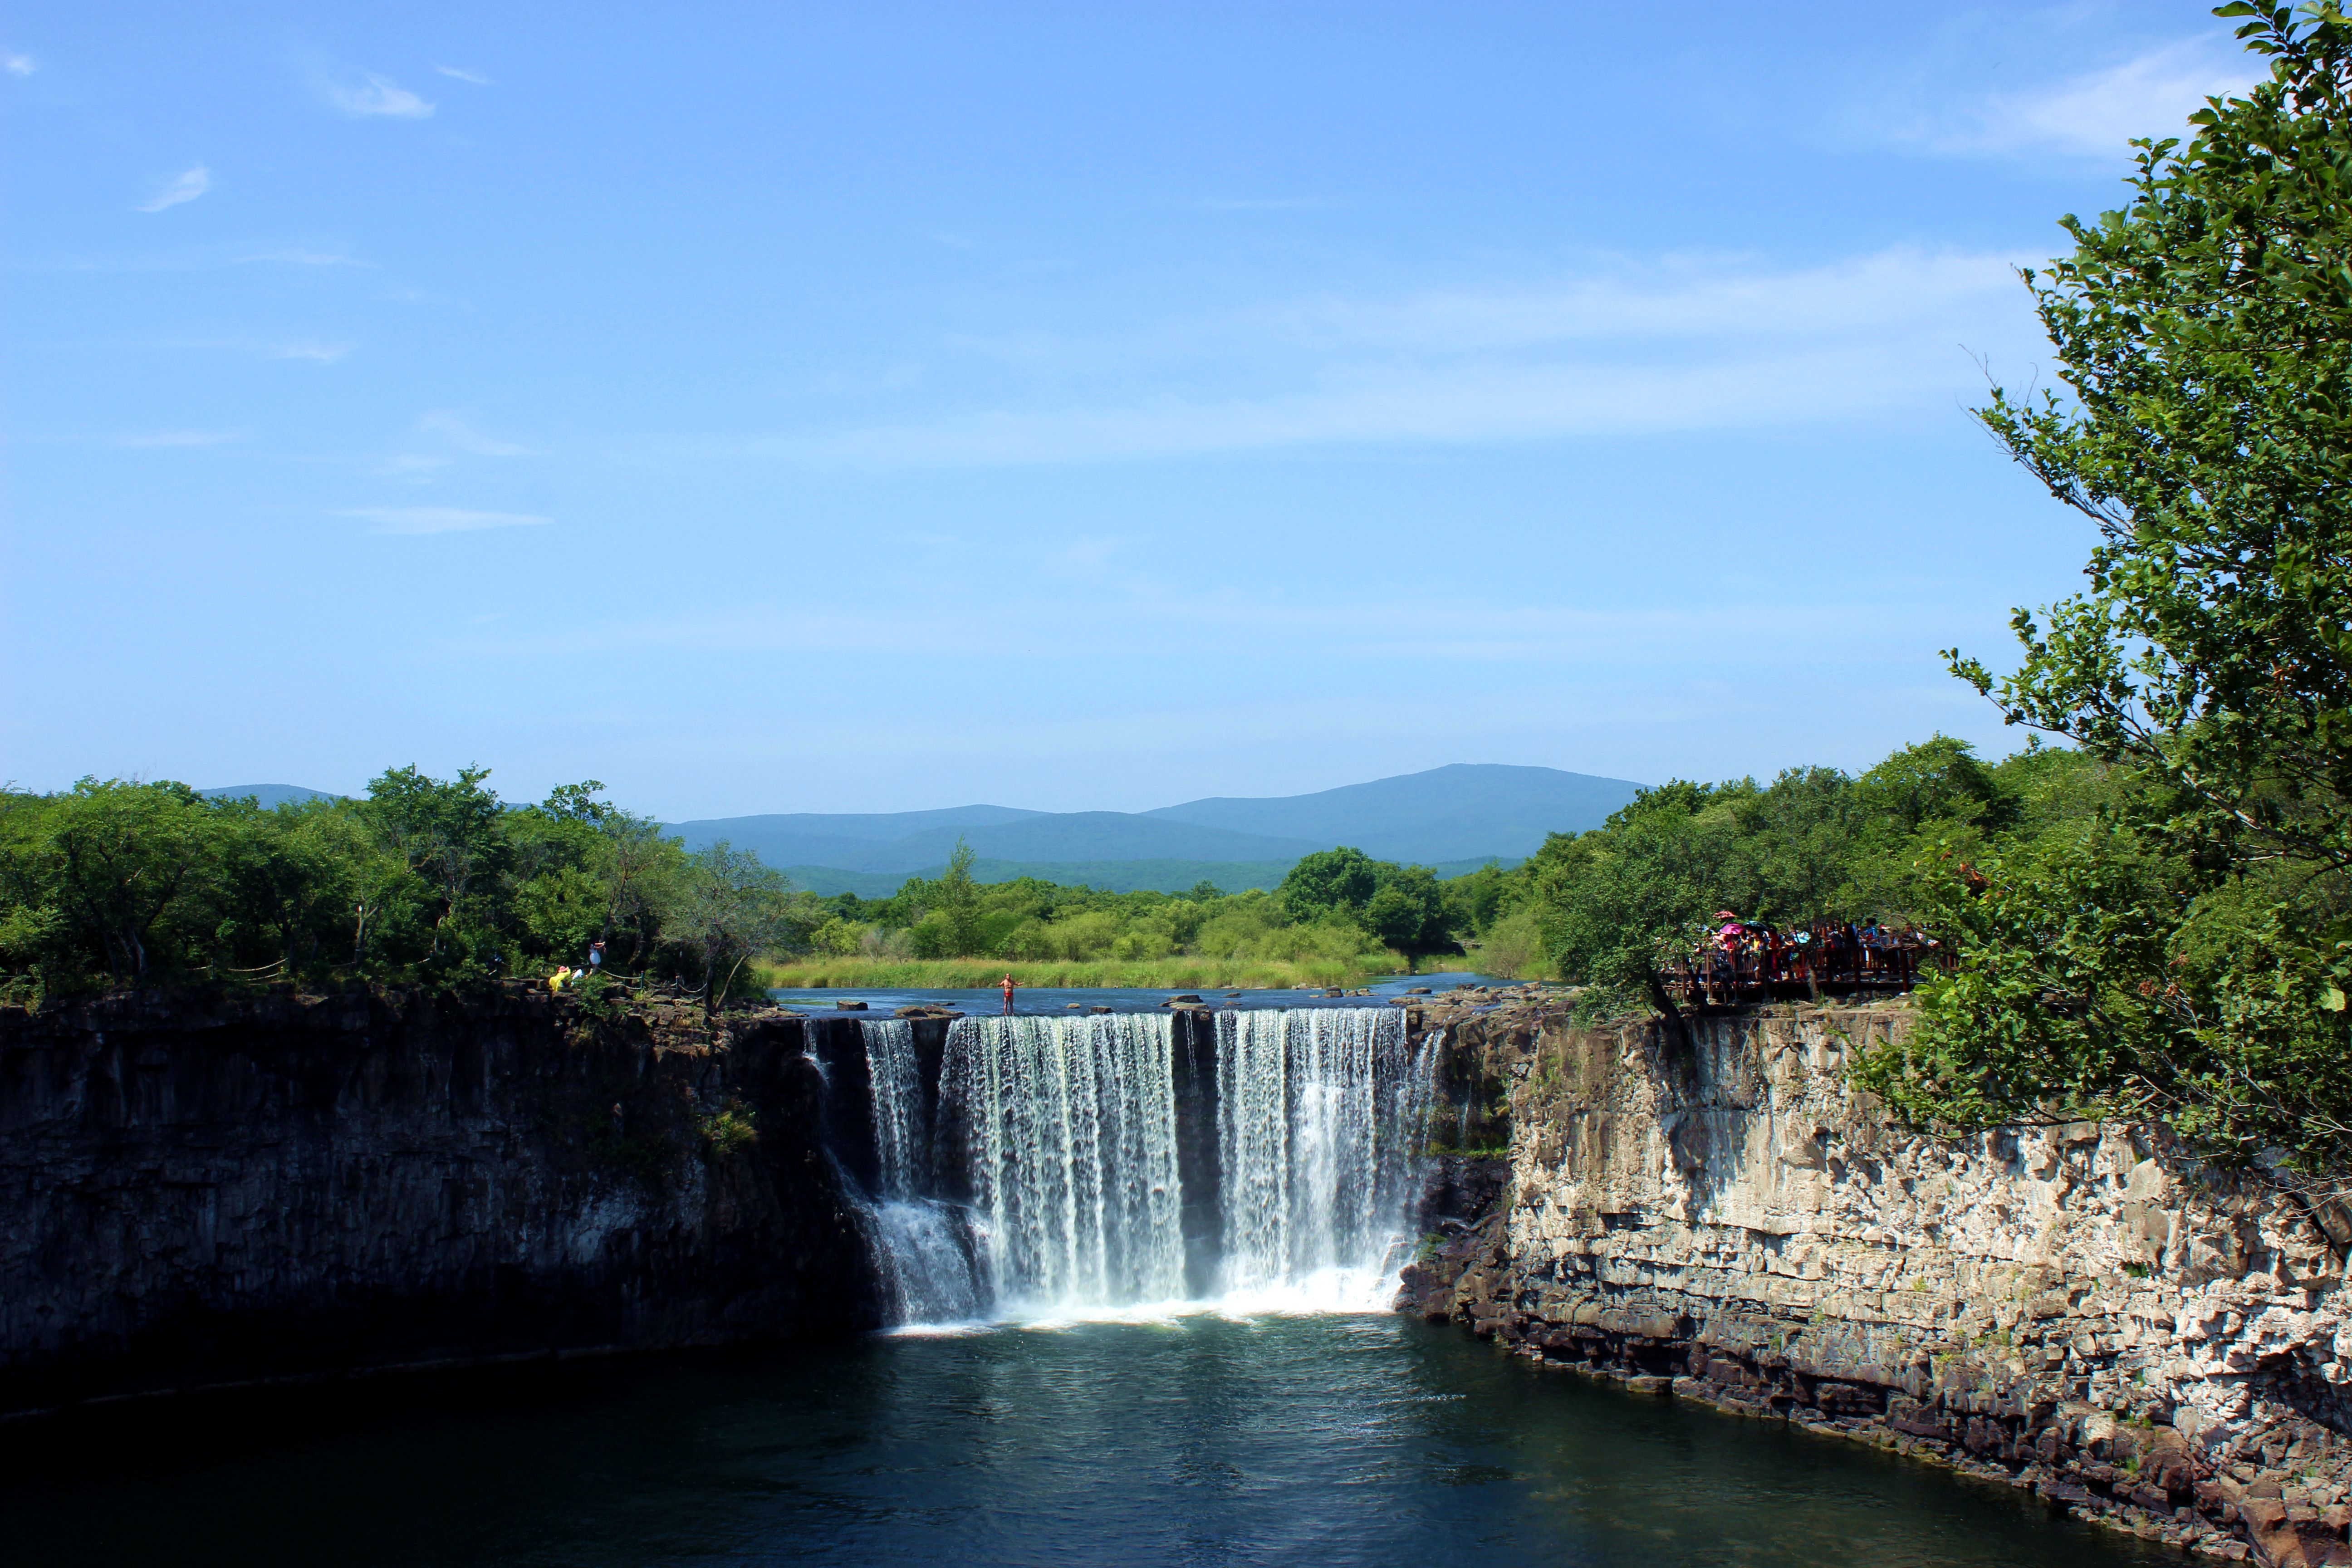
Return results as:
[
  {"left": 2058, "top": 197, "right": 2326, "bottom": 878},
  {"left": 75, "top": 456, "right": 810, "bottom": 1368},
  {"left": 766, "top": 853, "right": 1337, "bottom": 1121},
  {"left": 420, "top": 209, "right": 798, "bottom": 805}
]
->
[
  {"left": 169, "top": 336, "right": 352, "bottom": 363},
  {"left": 137, "top": 166, "right": 210, "bottom": 213},
  {"left": 235, "top": 247, "right": 371, "bottom": 268},
  {"left": 340, "top": 506, "right": 549, "bottom": 534},
  {"left": 1891, "top": 38, "right": 2260, "bottom": 159},
  {"left": 1195, "top": 196, "right": 1338, "bottom": 212},
  {"left": 5, "top": 54, "right": 33, "bottom": 76},
  {"left": 5, "top": 246, "right": 370, "bottom": 274},
  {"left": 416, "top": 410, "right": 531, "bottom": 456},
  {"left": 118, "top": 429, "right": 246, "bottom": 448},
  {"left": 715, "top": 245, "right": 2036, "bottom": 468},
  {"left": 326, "top": 73, "right": 433, "bottom": 118},
  {"left": 266, "top": 340, "right": 351, "bottom": 363},
  {"left": 434, "top": 64, "right": 489, "bottom": 85}
]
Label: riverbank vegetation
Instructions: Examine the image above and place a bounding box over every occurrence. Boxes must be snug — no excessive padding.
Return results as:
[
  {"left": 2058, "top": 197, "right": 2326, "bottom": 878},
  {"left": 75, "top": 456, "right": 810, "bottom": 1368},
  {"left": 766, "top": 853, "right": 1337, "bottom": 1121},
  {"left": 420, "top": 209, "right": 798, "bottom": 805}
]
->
[
  {"left": 762, "top": 842, "right": 1441, "bottom": 987},
  {"left": 0, "top": 780, "right": 1445, "bottom": 1004}
]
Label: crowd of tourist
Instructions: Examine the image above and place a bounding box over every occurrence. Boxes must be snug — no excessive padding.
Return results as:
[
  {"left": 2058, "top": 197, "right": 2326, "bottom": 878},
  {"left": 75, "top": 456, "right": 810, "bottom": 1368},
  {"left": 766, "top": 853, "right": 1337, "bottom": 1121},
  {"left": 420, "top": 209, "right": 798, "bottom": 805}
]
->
[{"left": 1664, "top": 910, "right": 1943, "bottom": 1005}]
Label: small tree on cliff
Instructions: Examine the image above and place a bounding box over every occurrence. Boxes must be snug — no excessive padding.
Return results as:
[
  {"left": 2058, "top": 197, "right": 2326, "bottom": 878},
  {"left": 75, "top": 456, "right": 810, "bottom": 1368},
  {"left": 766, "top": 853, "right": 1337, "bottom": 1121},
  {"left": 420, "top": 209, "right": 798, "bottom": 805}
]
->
[{"left": 670, "top": 842, "right": 792, "bottom": 1015}]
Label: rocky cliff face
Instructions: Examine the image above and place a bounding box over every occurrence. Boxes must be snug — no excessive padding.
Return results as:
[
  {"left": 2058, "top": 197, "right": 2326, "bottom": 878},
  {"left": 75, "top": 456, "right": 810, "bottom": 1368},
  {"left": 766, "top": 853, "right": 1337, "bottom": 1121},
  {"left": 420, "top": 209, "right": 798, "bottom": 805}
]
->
[
  {"left": 1400, "top": 998, "right": 2352, "bottom": 1566},
  {"left": 0, "top": 987, "right": 884, "bottom": 1416}
]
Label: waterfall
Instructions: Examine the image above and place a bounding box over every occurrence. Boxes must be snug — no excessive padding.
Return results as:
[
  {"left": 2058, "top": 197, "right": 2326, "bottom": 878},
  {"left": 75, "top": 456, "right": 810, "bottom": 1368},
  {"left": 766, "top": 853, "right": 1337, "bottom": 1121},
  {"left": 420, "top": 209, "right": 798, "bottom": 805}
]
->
[
  {"left": 863, "top": 1020, "right": 926, "bottom": 1197},
  {"left": 938, "top": 1014, "right": 1187, "bottom": 1312},
  {"left": 860, "top": 1019, "right": 985, "bottom": 1324},
  {"left": 847, "top": 1006, "right": 1431, "bottom": 1326},
  {"left": 1215, "top": 1006, "right": 1431, "bottom": 1307}
]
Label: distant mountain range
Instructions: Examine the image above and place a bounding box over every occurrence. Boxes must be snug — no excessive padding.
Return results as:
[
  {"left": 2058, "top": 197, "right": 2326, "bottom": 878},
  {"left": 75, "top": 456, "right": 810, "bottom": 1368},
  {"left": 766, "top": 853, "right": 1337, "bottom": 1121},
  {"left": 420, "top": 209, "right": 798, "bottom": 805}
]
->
[
  {"left": 200, "top": 764, "right": 1646, "bottom": 894},
  {"left": 200, "top": 784, "right": 342, "bottom": 808},
  {"left": 780, "top": 853, "right": 1535, "bottom": 899},
  {"left": 667, "top": 764, "right": 1642, "bottom": 890}
]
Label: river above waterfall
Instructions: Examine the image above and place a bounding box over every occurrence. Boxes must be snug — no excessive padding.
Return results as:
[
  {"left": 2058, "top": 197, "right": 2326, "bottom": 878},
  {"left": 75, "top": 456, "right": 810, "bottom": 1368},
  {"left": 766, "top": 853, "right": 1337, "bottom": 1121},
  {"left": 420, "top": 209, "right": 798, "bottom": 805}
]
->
[
  {"left": 767, "top": 969, "right": 1509, "bottom": 1015},
  {"left": 0, "top": 1315, "right": 2169, "bottom": 1568}
]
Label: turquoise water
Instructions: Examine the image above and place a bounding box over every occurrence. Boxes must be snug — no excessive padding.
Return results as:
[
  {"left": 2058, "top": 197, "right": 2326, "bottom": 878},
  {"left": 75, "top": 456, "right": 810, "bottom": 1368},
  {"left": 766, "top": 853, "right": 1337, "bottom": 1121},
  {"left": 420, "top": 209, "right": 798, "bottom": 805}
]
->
[
  {"left": 768, "top": 968, "right": 1511, "bottom": 1015},
  {"left": 1, "top": 1315, "right": 2167, "bottom": 1568}
]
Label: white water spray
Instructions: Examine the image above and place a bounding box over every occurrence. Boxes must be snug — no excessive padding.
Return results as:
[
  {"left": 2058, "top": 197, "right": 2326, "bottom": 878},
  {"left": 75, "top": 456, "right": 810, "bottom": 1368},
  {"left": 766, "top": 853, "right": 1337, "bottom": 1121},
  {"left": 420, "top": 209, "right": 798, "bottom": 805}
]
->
[
  {"left": 855, "top": 1006, "right": 1432, "bottom": 1326},
  {"left": 938, "top": 1013, "right": 1186, "bottom": 1312},
  {"left": 1215, "top": 1006, "right": 1431, "bottom": 1309},
  {"left": 860, "top": 1019, "right": 984, "bottom": 1323}
]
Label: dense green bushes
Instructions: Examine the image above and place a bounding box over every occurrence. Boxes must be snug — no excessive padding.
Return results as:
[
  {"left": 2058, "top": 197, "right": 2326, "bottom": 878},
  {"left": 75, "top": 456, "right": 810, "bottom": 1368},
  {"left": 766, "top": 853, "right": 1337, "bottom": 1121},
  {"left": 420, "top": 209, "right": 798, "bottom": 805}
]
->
[
  {"left": 790, "top": 839, "right": 1442, "bottom": 970},
  {"left": 1440, "top": 738, "right": 2121, "bottom": 1003},
  {"left": 0, "top": 771, "right": 800, "bottom": 1010}
]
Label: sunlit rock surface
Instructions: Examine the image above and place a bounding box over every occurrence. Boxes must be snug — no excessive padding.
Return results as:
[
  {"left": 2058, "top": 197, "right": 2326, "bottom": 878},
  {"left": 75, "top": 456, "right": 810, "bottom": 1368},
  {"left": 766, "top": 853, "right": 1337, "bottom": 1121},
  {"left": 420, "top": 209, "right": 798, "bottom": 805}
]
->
[{"left": 1401, "top": 997, "right": 2352, "bottom": 1564}]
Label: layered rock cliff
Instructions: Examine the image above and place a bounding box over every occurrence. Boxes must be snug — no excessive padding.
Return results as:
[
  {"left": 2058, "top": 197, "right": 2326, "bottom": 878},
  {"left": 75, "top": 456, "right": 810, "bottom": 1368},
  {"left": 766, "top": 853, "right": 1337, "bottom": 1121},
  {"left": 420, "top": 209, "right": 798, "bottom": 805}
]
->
[
  {"left": 1401, "top": 995, "right": 2352, "bottom": 1565},
  {"left": 0, "top": 986, "right": 885, "bottom": 1416}
]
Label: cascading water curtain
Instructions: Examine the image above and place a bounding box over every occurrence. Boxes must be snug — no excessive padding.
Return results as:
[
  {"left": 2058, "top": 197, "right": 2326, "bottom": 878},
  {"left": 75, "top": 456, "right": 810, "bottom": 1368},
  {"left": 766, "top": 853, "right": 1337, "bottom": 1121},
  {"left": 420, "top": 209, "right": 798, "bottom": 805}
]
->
[
  {"left": 1215, "top": 1007, "right": 1433, "bottom": 1300},
  {"left": 863, "top": 1019, "right": 926, "bottom": 1199},
  {"left": 860, "top": 1019, "right": 984, "bottom": 1323},
  {"left": 940, "top": 1014, "right": 1187, "bottom": 1310}
]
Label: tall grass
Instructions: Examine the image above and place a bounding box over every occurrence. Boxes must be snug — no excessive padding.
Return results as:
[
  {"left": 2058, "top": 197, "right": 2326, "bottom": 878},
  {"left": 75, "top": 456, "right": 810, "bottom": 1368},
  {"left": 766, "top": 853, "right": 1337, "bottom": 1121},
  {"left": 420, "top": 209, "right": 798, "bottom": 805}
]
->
[{"left": 754, "top": 953, "right": 1398, "bottom": 990}]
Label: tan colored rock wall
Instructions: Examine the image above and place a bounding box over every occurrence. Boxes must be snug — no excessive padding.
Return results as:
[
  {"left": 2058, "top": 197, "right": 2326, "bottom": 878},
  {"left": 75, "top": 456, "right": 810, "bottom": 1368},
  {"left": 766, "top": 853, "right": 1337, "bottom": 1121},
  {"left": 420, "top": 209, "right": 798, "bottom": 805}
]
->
[{"left": 1401, "top": 1000, "right": 2352, "bottom": 1564}]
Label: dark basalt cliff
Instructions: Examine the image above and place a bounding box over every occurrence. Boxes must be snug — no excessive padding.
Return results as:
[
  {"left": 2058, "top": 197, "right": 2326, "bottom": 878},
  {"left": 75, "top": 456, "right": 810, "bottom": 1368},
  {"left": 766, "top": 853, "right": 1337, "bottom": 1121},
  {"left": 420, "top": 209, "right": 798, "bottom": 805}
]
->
[
  {"left": 1397, "top": 995, "right": 2352, "bottom": 1566},
  {"left": 0, "top": 986, "right": 887, "bottom": 1417}
]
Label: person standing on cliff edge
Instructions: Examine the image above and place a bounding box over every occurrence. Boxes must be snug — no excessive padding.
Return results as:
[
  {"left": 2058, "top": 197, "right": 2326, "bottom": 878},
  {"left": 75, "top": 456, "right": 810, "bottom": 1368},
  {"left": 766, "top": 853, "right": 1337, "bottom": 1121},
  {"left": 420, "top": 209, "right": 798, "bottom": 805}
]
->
[{"left": 1000, "top": 974, "right": 1017, "bottom": 1015}]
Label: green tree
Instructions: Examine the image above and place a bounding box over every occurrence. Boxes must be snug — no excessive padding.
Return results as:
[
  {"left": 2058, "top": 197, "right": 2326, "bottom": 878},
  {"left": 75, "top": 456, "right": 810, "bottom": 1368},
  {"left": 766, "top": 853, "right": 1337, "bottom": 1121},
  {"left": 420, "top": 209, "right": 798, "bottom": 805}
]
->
[
  {"left": 1279, "top": 847, "right": 1381, "bottom": 921},
  {"left": 0, "top": 779, "right": 222, "bottom": 987},
  {"left": 1873, "top": 2, "right": 2352, "bottom": 1176},
  {"left": 1364, "top": 865, "right": 1456, "bottom": 970},
  {"left": 1532, "top": 790, "right": 1737, "bottom": 1033},
  {"left": 216, "top": 798, "right": 366, "bottom": 977},
  {"left": 667, "top": 841, "right": 794, "bottom": 1014},
  {"left": 356, "top": 765, "right": 510, "bottom": 972},
  {"left": 931, "top": 837, "right": 985, "bottom": 956}
]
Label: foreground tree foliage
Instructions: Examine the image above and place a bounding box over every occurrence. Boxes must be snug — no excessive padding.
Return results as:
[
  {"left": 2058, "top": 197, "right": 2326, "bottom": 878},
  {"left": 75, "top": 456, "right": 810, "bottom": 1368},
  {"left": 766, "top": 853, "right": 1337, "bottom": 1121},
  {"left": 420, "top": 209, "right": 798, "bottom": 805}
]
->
[
  {"left": 1855, "top": 3, "right": 2352, "bottom": 1181},
  {"left": 1445, "top": 738, "right": 2117, "bottom": 1014},
  {"left": 0, "top": 771, "right": 799, "bottom": 1011}
]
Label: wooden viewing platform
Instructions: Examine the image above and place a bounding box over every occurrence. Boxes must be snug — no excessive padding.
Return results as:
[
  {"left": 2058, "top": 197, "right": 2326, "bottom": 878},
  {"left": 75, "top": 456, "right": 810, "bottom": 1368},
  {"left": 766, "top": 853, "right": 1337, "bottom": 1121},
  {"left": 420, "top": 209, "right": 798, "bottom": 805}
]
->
[{"left": 1661, "top": 921, "right": 1947, "bottom": 1009}]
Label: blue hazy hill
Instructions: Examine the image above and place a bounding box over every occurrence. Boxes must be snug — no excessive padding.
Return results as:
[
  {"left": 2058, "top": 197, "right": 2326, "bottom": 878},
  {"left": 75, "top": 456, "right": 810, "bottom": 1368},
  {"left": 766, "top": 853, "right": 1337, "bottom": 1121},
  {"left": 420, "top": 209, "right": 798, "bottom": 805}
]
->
[
  {"left": 782, "top": 854, "right": 1524, "bottom": 899},
  {"left": 667, "top": 811, "right": 1324, "bottom": 875},
  {"left": 1144, "top": 763, "right": 1642, "bottom": 863},
  {"left": 199, "top": 785, "right": 343, "bottom": 808},
  {"left": 670, "top": 764, "right": 1640, "bottom": 885},
  {"left": 196, "top": 765, "right": 1635, "bottom": 890}
]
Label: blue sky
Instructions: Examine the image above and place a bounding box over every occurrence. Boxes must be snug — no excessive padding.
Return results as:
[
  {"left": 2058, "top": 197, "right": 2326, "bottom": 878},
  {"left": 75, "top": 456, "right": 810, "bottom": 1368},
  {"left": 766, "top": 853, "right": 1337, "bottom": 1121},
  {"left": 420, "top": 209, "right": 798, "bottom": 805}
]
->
[{"left": 1, "top": 1, "right": 2259, "bottom": 817}]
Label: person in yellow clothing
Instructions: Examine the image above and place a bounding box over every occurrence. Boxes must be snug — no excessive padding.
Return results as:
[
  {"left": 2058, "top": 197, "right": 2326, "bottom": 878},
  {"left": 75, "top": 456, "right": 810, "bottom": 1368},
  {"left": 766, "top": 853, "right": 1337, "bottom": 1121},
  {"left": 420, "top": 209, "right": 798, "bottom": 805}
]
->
[{"left": 549, "top": 965, "right": 573, "bottom": 993}]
